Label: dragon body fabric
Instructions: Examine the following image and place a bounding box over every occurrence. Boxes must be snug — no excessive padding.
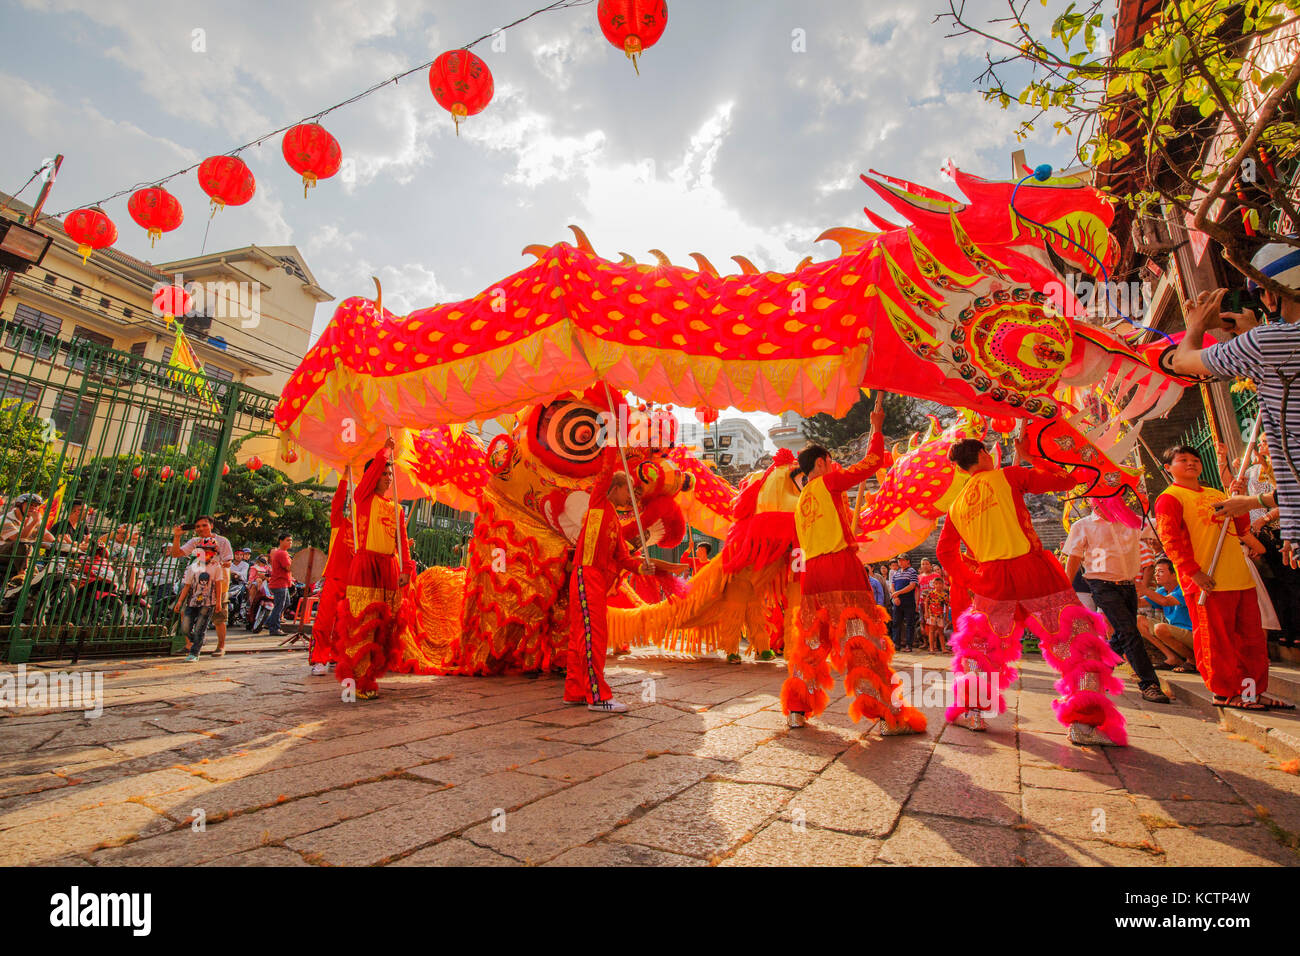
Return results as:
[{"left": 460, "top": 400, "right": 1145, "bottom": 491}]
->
[
  {"left": 277, "top": 164, "right": 1193, "bottom": 670},
  {"left": 277, "top": 165, "right": 1188, "bottom": 505}
]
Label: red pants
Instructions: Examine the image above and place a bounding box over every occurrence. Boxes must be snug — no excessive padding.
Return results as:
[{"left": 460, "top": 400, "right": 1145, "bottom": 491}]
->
[
  {"left": 565, "top": 566, "right": 612, "bottom": 704},
  {"left": 1185, "top": 585, "right": 1268, "bottom": 699},
  {"left": 310, "top": 576, "right": 344, "bottom": 665}
]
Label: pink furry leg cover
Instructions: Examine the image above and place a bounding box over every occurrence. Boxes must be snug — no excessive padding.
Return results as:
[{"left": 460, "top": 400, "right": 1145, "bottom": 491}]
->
[
  {"left": 1026, "top": 603, "right": 1128, "bottom": 746},
  {"left": 944, "top": 608, "right": 1021, "bottom": 723}
]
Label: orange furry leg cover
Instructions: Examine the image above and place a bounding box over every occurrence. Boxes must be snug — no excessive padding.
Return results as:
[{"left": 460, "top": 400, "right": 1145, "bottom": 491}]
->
[{"left": 837, "top": 610, "right": 927, "bottom": 732}]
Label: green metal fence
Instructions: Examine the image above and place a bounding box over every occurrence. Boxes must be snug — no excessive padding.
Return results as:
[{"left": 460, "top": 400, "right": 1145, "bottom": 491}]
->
[
  {"left": 0, "top": 321, "right": 278, "bottom": 663},
  {"left": 1178, "top": 388, "right": 1261, "bottom": 493},
  {"left": 406, "top": 499, "right": 474, "bottom": 569}
]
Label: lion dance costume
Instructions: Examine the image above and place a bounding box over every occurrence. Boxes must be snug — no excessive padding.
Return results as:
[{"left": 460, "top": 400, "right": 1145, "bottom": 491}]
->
[
  {"left": 782, "top": 431, "right": 927, "bottom": 734},
  {"left": 333, "top": 446, "right": 415, "bottom": 698},
  {"left": 937, "top": 460, "right": 1127, "bottom": 745}
]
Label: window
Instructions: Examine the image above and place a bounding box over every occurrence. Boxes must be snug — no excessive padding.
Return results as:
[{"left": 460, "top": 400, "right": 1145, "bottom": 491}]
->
[
  {"left": 6, "top": 304, "right": 60, "bottom": 360},
  {"left": 0, "top": 378, "right": 43, "bottom": 409},
  {"left": 99, "top": 297, "right": 110, "bottom": 310},
  {"left": 191, "top": 423, "right": 222, "bottom": 452},
  {"left": 70, "top": 285, "right": 83, "bottom": 298},
  {"left": 142, "top": 411, "right": 182, "bottom": 453},
  {"left": 51, "top": 391, "right": 96, "bottom": 445},
  {"left": 43, "top": 273, "right": 56, "bottom": 286},
  {"left": 129, "top": 342, "right": 147, "bottom": 357},
  {"left": 66, "top": 326, "right": 115, "bottom": 371}
]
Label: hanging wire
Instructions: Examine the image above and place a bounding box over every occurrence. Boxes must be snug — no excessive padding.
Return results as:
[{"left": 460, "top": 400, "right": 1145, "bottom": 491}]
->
[{"left": 50, "top": 0, "right": 596, "bottom": 218}]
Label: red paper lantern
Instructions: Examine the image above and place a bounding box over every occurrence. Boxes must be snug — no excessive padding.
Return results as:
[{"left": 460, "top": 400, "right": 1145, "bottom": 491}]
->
[
  {"left": 597, "top": 0, "right": 668, "bottom": 73},
  {"left": 62, "top": 207, "right": 117, "bottom": 263},
  {"left": 282, "top": 123, "right": 342, "bottom": 197},
  {"left": 127, "top": 187, "right": 184, "bottom": 246},
  {"left": 132, "top": 466, "right": 143, "bottom": 479},
  {"left": 991, "top": 416, "right": 1016, "bottom": 434},
  {"left": 281, "top": 447, "right": 299, "bottom": 464},
  {"left": 428, "top": 50, "right": 494, "bottom": 134},
  {"left": 197, "top": 155, "right": 256, "bottom": 214},
  {"left": 159, "top": 465, "right": 173, "bottom": 481},
  {"left": 694, "top": 406, "right": 719, "bottom": 426},
  {"left": 221, "top": 463, "right": 230, "bottom": 476},
  {"left": 247, "top": 455, "right": 263, "bottom": 471},
  {"left": 184, "top": 466, "right": 200, "bottom": 482},
  {"left": 152, "top": 283, "right": 193, "bottom": 319}
]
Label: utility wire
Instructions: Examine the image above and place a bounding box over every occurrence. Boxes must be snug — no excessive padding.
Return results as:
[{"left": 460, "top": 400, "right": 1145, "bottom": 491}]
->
[{"left": 49, "top": 0, "right": 594, "bottom": 219}]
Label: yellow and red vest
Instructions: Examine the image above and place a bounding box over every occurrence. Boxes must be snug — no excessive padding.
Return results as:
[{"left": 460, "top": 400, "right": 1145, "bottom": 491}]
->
[
  {"left": 946, "top": 470, "right": 1032, "bottom": 563},
  {"left": 796, "top": 476, "right": 849, "bottom": 561}
]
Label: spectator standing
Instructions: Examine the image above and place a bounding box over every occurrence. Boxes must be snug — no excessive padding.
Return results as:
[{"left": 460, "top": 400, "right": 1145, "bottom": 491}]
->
[
  {"left": 1063, "top": 502, "right": 1170, "bottom": 704},
  {"left": 1154, "top": 445, "right": 1291, "bottom": 710},
  {"left": 174, "top": 547, "right": 219, "bottom": 662},
  {"left": 889, "top": 554, "right": 920, "bottom": 651},
  {"left": 1171, "top": 247, "right": 1300, "bottom": 568},
  {"left": 259, "top": 532, "right": 294, "bottom": 637},
  {"left": 171, "top": 517, "right": 234, "bottom": 656}
]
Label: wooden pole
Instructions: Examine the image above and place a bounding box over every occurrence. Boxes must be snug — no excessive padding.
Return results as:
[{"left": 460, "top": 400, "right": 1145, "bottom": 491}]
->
[{"left": 1199, "top": 409, "right": 1263, "bottom": 606}]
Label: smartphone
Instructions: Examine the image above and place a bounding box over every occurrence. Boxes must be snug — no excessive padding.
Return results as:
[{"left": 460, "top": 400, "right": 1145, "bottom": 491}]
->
[{"left": 1224, "top": 288, "right": 1267, "bottom": 319}]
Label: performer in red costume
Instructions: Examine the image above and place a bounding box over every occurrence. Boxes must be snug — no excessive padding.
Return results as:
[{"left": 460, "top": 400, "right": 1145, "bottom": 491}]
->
[
  {"left": 565, "top": 447, "right": 675, "bottom": 712},
  {"left": 333, "top": 438, "right": 415, "bottom": 700},
  {"left": 782, "top": 400, "right": 926, "bottom": 735},
  {"left": 309, "top": 479, "right": 353, "bottom": 675},
  {"left": 938, "top": 436, "right": 1127, "bottom": 745}
]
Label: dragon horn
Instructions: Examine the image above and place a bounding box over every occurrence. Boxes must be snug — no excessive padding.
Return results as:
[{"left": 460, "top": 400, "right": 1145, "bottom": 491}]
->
[
  {"left": 815, "top": 226, "right": 877, "bottom": 256},
  {"left": 689, "top": 252, "right": 719, "bottom": 277},
  {"left": 863, "top": 207, "right": 902, "bottom": 231},
  {"left": 731, "top": 255, "right": 759, "bottom": 275},
  {"left": 522, "top": 244, "right": 549, "bottom": 260},
  {"left": 568, "top": 224, "right": 596, "bottom": 254},
  {"left": 795, "top": 255, "right": 814, "bottom": 271},
  {"left": 648, "top": 249, "right": 673, "bottom": 268},
  {"left": 618, "top": 252, "right": 637, "bottom": 265},
  {"left": 371, "top": 276, "right": 383, "bottom": 315}
]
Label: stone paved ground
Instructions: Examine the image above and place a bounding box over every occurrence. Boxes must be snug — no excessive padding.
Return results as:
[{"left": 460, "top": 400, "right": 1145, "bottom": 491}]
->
[{"left": 2, "top": 647, "right": 1299, "bottom": 866}]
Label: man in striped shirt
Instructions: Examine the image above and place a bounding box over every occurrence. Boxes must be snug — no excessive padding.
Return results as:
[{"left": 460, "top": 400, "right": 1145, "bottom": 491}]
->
[{"left": 1172, "top": 243, "right": 1300, "bottom": 569}]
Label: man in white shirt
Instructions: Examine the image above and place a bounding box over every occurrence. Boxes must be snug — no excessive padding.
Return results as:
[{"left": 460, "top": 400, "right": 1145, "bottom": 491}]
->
[
  {"left": 170, "top": 516, "right": 234, "bottom": 656},
  {"left": 1063, "top": 503, "right": 1169, "bottom": 704},
  {"left": 229, "top": 548, "right": 251, "bottom": 585}
]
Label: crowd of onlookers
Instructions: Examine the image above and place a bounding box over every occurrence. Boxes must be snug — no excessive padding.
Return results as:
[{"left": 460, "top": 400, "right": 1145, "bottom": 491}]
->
[{"left": 0, "top": 494, "right": 303, "bottom": 651}]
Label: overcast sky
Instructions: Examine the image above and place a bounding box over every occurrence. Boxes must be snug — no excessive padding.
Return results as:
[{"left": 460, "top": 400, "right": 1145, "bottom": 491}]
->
[{"left": 1, "top": 0, "right": 1088, "bottom": 447}]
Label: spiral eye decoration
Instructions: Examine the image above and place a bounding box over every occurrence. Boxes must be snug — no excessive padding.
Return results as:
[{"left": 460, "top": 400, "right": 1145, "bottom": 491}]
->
[{"left": 538, "top": 400, "right": 605, "bottom": 468}]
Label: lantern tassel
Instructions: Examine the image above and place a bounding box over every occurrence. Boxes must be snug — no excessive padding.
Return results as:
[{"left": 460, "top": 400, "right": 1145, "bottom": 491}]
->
[{"left": 77, "top": 243, "right": 91, "bottom": 264}]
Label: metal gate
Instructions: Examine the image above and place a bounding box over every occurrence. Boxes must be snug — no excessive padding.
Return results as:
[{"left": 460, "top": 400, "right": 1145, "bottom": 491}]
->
[{"left": 0, "top": 320, "right": 278, "bottom": 663}]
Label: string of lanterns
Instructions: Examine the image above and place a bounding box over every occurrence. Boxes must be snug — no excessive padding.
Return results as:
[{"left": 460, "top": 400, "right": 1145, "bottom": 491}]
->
[{"left": 54, "top": 1, "right": 669, "bottom": 258}]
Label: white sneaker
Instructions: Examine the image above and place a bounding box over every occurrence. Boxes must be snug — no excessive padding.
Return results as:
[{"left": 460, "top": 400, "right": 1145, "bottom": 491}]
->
[
  {"left": 310, "top": 662, "right": 328, "bottom": 676},
  {"left": 588, "top": 699, "right": 629, "bottom": 713},
  {"left": 788, "top": 711, "right": 806, "bottom": 729}
]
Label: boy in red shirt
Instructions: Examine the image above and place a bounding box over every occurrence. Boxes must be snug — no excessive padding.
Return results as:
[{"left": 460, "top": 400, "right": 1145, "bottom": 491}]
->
[{"left": 1154, "top": 445, "right": 1290, "bottom": 710}]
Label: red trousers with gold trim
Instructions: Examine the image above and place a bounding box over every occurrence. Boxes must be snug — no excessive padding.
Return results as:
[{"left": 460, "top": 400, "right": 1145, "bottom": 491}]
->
[
  {"left": 565, "top": 566, "right": 613, "bottom": 704},
  {"left": 1184, "top": 584, "right": 1268, "bottom": 700}
]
